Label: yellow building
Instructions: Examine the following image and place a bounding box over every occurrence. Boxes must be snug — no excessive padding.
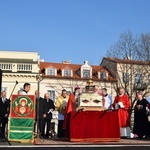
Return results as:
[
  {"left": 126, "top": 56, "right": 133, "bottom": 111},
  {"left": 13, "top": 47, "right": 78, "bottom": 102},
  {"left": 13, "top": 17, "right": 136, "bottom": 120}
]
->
[
  {"left": 101, "top": 57, "right": 150, "bottom": 98},
  {"left": 39, "top": 60, "right": 117, "bottom": 101},
  {"left": 0, "top": 50, "right": 39, "bottom": 97}
]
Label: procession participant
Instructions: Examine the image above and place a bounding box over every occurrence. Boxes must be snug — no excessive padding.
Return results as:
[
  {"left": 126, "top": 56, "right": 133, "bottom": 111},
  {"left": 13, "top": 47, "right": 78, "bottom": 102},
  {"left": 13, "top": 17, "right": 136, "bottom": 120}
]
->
[
  {"left": 43, "top": 93, "right": 55, "bottom": 138},
  {"left": 94, "top": 85, "right": 101, "bottom": 95},
  {"left": 20, "top": 83, "right": 31, "bottom": 95},
  {"left": 133, "top": 91, "right": 150, "bottom": 138},
  {"left": 34, "top": 90, "right": 46, "bottom": 138},
  {"left": 63, "top": 86, "right": 81, "bottom": 130},
  {"left": 101, "top": 88, "right": 112, "bottom": 109},
  {"left": 112, "top": 87, "right": 130, "bottom": 138},
  {"left": 55, "top": 89, "right": 69, "bottom": 138},
  {"left": 66, "top": 86, "right": 80, "bottom": 112},
  {"left": 0, "top": 91, "right": 10, "bottom": 137},
  {"left": 17, "top": 89, "right": 22, "bottom": 95}
]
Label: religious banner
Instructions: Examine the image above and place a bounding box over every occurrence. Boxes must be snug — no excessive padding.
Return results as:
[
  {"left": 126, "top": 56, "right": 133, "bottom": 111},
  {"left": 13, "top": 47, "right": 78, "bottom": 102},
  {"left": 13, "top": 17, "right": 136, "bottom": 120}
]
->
[{"left": 8, "top": 95, "right": 35, "bottom": 143}]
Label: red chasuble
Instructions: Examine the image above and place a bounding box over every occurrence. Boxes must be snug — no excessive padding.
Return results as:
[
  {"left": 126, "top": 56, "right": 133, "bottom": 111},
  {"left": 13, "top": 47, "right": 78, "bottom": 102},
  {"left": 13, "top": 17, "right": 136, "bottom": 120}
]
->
[
  {"left": 113, "top": 94, "right": 130, "bottom": 127},
  {"left": 63, "top": 93, "right": 76, "bottom": 129}
]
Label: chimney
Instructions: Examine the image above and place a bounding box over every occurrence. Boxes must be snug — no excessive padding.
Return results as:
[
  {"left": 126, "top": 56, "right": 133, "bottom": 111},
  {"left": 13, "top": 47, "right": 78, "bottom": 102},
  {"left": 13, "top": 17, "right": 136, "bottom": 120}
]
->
[{"left": 62, "top": 60, "right": 70, "bottom": 64}]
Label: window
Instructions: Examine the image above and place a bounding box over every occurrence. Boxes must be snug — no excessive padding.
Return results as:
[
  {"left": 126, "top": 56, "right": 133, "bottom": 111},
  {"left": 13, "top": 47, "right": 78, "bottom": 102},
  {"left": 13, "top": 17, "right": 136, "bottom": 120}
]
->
[
  {"left": 47, "top": 90, "right": 55, "bottom": 102},
  {"left": 47, "top": 67, "right": 55, "bottom": 76},
  {"left": 64, "top": 88, "right": 72, "bottom": 96},
  {"left": 122, "top": 72, "right": 129, "bottom": 83},
  {"left": 17, "top": 64, "right": 32, "bottom": 71},
  {"left": 0, "top": 63, "right": 12, "bottom": 70},
  {"left": 100, "top": 71, "right": 107, "bottom": 79},
  {"left": 83, "top": 69, "right": 90, "bottom": 78},
  {"left": 2, "top": 87, "right": 8, "bottom": 92},
  {"left": 135, "top": 74, "right": 142, "bottom": 83},
  {"left": 64, "top": 68, "right": 71, "bottom": 77}
]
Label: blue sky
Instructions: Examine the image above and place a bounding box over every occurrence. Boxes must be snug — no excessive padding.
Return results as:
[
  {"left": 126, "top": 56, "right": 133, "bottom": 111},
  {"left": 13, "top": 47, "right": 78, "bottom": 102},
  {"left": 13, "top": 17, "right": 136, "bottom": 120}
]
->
[{"left": 0, "top": 0, "right": 150, "bottom": 65}]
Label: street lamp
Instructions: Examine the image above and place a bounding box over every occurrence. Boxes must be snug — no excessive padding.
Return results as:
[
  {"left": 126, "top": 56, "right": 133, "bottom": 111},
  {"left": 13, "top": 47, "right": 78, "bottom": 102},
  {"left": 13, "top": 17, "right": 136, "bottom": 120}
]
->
[{"left": 34, "top": 54, "right": 43, "bottom": 142}]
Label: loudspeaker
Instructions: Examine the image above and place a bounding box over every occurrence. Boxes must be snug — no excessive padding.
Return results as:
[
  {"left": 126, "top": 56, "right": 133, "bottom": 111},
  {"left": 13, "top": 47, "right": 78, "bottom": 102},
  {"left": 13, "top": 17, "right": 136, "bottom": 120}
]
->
[{"left": 0, "top": 69, "right": 2, "bottom": 93}]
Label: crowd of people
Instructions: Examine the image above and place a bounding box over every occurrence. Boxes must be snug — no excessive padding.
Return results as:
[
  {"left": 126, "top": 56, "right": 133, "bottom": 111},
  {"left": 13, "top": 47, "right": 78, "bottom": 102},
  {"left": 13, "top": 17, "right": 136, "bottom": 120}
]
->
[{"left": 0, "top": 82, "right": 150, "bottom": 140}]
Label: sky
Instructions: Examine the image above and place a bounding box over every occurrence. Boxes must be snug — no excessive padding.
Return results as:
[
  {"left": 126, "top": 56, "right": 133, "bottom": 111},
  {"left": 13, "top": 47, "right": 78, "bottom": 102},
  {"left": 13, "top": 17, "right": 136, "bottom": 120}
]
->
[{"left": 0, "top": 0, "right": 150, "bottom": 65}]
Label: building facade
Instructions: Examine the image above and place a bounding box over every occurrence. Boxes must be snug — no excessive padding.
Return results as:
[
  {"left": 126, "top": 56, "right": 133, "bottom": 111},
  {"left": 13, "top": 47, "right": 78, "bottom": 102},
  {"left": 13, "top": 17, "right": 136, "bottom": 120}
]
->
[
  {"left": 101, "top": 57, "right": 150, "bottom": 130},
  {"left": 0, "top": 51, "right": 39, "bottom": 97},
  {"left": 101, "top": 57, "right": 150, "bottom": 98},
  {"left": 39, "top": 60, "right": 117, "bottom": 101}
]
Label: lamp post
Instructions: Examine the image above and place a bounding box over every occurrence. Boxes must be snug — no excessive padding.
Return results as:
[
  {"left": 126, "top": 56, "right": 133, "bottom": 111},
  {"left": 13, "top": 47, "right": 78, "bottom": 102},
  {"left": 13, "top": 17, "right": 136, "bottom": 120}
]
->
[
  {"left": 35, "top": 54, "right": 43, "bottom": 142},
  {"left": 36, "top": 79, "right": 41, "bottom": 140}
]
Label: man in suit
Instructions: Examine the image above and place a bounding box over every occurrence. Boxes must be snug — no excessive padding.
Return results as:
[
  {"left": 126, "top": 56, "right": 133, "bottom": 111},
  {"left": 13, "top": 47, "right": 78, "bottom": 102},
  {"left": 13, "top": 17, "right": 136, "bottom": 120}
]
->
[
  {"left": 0, "top": 91, "right": 10, "bottom": 137},
  {"left": 43, "top": 93, "right": 55, "bottom": 138},
  {"left": 35, "top": 90, "right": 47, "bottom": 138}
]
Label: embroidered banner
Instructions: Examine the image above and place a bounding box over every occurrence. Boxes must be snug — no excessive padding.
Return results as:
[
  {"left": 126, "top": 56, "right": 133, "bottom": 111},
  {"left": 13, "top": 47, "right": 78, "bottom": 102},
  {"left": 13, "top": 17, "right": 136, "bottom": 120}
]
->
[{"left": 8, "top": 95, "right": 35, "bottom": 143}]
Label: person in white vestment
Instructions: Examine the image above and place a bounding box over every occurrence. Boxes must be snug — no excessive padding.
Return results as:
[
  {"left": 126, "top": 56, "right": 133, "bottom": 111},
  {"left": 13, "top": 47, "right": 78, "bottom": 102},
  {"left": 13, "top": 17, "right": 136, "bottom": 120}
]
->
[
  {"left": 20, "top": 83, "right": 31, "bottom": 95},
  {"left": 101, "top": 88, "right": 112, "bottom": 109}
]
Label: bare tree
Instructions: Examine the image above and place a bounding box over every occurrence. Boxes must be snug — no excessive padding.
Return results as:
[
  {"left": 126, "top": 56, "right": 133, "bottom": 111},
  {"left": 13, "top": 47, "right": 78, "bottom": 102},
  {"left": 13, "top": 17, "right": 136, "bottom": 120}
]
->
[
  {"left": 104, "top": 31, "right": 150, "bottom": 111},
  {"left": 101, "top": 31, "right": 150, "bottom": 131},
  {"left": 137, "top": 33, "right": 150, "bottom": 61},
  {"left": 107, "top": 31, "right": 138, "bottom": 60}
]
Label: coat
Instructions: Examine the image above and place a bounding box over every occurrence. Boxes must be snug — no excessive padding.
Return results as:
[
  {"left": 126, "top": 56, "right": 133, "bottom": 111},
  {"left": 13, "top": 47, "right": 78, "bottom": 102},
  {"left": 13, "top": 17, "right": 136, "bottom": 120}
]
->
[
  {"left": 44, "top": 99, "right": 55, "bottom": 120},
  {"left": 35, "top": 97, "right": 47, "bottom": 120},
  {"left": 0, "top": 97, "right": 10, "bottom": 123}
]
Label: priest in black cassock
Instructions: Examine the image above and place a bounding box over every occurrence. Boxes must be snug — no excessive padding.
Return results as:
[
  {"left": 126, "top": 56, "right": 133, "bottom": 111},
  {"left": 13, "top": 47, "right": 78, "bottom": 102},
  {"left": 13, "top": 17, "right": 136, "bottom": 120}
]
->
[{"left": 133, "top": 91, "right": 150, "bottom": 138}]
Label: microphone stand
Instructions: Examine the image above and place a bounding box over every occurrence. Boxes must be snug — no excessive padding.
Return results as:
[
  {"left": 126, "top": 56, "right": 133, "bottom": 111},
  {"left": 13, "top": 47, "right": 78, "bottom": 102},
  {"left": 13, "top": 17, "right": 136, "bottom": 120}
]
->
[{"left": 9, "top": 81, "right": 18, "bottom": 100}]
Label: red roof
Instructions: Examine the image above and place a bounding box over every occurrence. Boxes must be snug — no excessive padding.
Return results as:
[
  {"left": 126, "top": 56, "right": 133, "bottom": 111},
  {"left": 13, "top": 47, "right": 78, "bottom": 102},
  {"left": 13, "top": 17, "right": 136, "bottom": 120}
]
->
[
  {"left": 102, "top": 57, "right": 150, "bottom": 65},
  {"left": 40, "top": 61, "right": 116, "bottom": 82}
]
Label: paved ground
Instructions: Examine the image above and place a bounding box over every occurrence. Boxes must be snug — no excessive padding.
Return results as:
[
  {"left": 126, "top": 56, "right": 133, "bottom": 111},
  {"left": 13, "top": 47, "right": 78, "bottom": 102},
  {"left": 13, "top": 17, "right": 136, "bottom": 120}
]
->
[{"left": 0, "top": 138, "right": 150, "bottom": 150}]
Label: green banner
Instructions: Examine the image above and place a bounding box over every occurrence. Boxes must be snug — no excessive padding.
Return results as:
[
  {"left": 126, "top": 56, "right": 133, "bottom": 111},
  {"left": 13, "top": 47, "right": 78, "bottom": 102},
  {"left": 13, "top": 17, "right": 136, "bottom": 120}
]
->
[
  {"left": 8, "top": 95, "right": 35, "bottom": 143},
  {"left": 8, "top": 118, "right": 34, "bottom": 141}
]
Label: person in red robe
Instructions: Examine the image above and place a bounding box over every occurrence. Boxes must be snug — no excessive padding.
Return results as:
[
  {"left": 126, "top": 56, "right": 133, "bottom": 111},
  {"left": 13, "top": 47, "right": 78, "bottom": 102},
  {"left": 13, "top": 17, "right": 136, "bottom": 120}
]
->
[
  {"left": 63, "top": 86, "right": 80, "bottom": 135},
  {"left": 112, "top": 87, "right": 130, "bottom": 138}
]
